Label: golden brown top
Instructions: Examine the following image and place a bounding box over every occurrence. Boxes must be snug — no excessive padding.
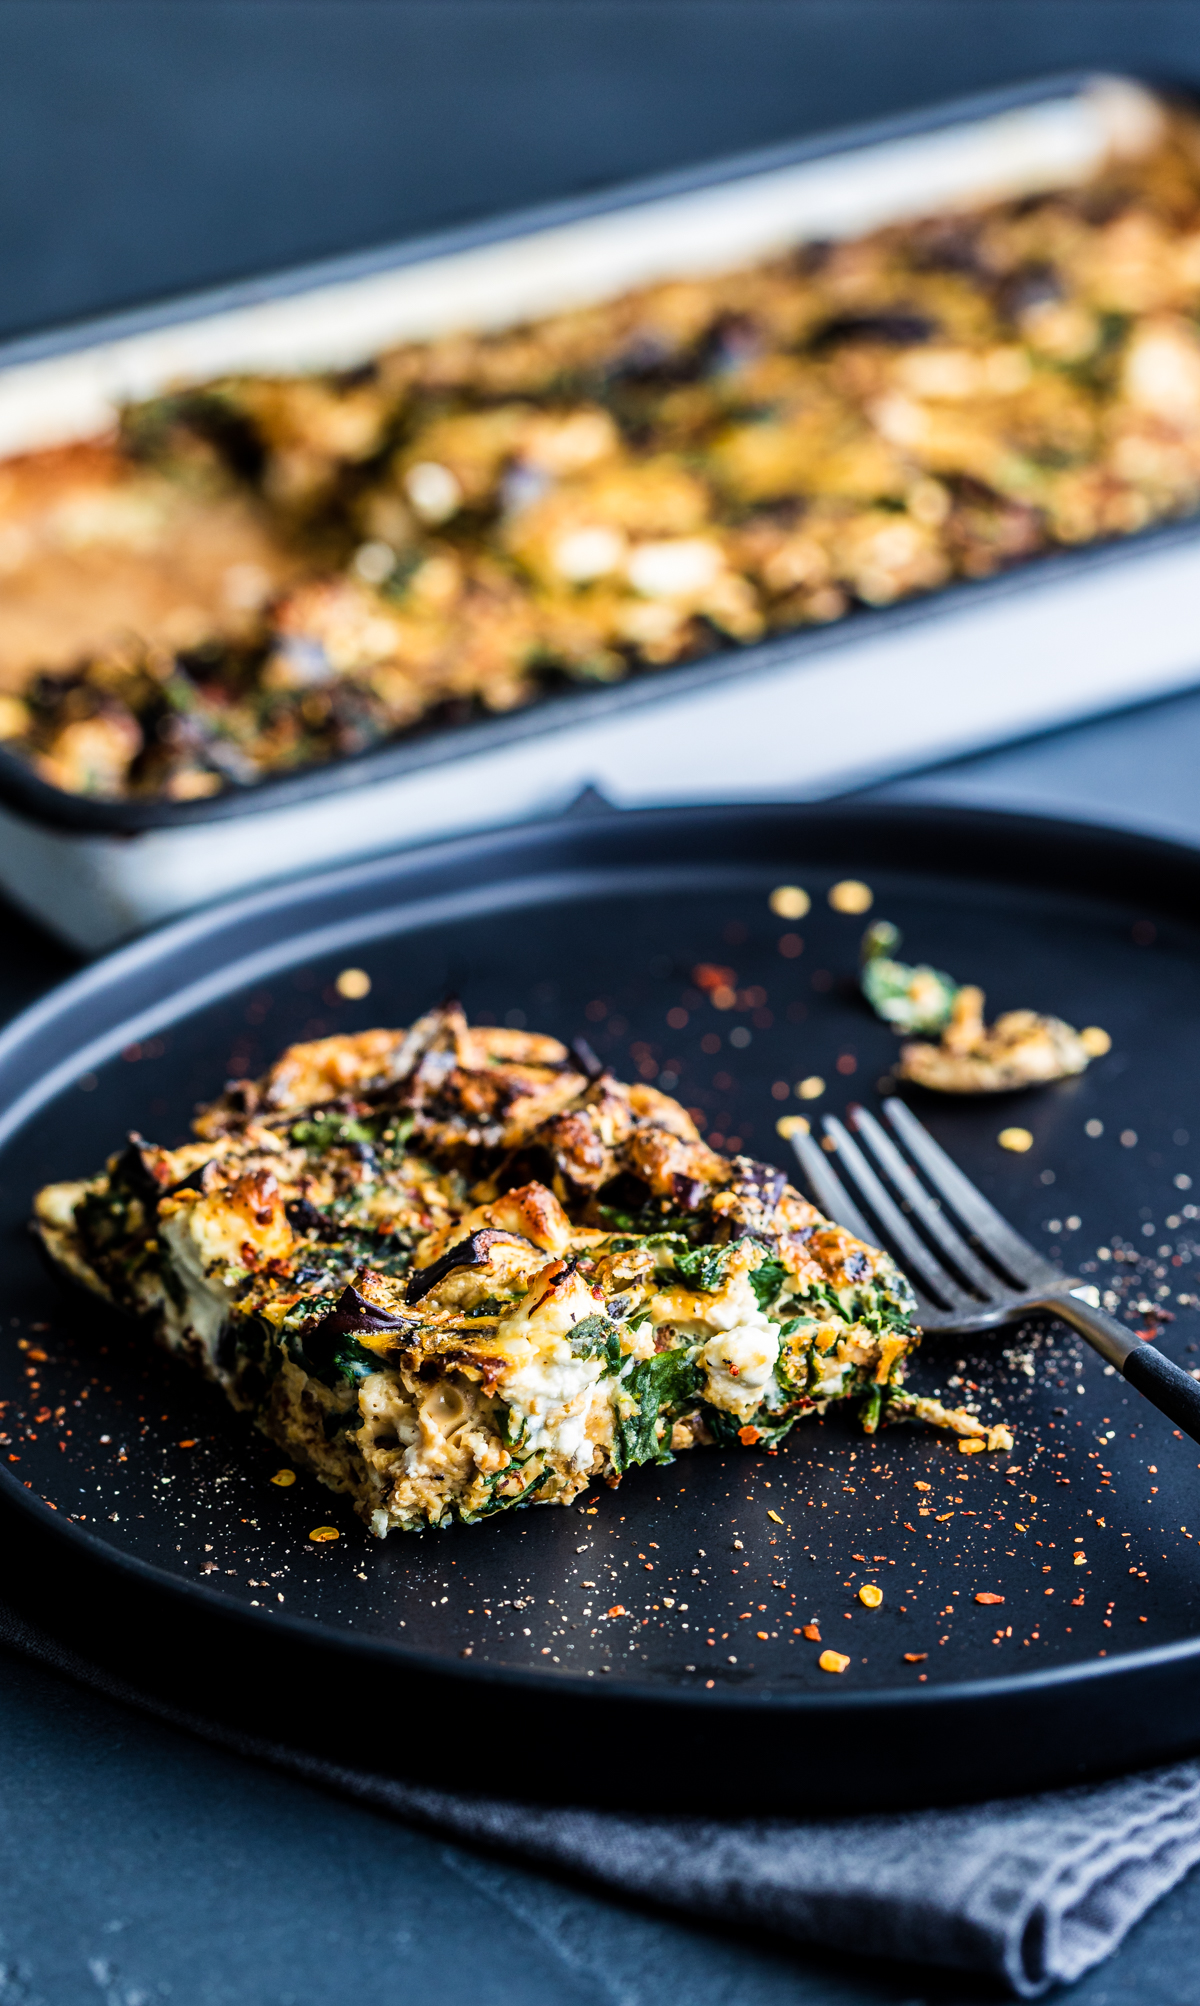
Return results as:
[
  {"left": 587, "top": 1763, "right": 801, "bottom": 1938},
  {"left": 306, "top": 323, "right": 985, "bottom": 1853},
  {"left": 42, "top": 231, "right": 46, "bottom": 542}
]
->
[{"left": 7, "top": 114, "right": 1200, "bottom": 798}]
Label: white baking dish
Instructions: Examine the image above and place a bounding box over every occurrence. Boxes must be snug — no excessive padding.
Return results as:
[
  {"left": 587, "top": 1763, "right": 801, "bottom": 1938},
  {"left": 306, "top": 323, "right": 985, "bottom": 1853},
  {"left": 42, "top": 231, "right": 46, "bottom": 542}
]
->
[{"left": 0, "top": 70, "right": 1190, "bottom": 952}]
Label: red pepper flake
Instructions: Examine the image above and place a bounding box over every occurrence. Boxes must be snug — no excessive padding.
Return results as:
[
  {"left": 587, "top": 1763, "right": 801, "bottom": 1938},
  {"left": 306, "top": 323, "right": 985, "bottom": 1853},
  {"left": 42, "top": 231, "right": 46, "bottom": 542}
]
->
[
  {"left": 693, "top": 963, "right": 736, "bottom": 993},
  {"left": 975, "top": 1592, "right": 1005, "bottom": 1605},
  {"left": 904, "top": 1652, "right": 928, "bottom": 1663}
]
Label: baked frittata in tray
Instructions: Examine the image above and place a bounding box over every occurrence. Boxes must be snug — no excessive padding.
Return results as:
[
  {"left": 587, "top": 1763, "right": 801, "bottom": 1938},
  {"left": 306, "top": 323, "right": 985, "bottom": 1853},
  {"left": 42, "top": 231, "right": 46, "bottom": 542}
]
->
[
  {"left": 33, "top": 1004, "right": 1010, "bottom": 1534},
  {"left": 6, "top": 106, "right": 1200, "bottom": 802}
]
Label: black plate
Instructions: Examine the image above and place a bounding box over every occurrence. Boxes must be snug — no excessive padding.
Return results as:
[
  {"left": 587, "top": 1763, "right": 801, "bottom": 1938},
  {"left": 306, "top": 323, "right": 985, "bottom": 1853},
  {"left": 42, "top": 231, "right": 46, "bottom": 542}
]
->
[{"left": 3, "top": 800, "right": 1200, "bottom": 1813}]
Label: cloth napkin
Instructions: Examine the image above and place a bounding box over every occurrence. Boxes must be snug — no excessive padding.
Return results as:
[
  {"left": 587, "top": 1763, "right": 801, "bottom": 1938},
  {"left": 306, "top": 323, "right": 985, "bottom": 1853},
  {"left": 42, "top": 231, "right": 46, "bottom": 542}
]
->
[
  {"left": 229, "top": 1744, "right": 1200, "bottom": 1997},
  {"left": 2, "top": 1592, "right": 1198, "bottom": 1998}
]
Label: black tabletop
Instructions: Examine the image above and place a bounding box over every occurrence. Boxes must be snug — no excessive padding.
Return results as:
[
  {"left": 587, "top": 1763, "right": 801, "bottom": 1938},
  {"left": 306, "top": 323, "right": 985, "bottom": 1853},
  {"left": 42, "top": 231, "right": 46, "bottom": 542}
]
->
[{"left": 7, "top": 5, "right": 1200, "bottom": 1997}]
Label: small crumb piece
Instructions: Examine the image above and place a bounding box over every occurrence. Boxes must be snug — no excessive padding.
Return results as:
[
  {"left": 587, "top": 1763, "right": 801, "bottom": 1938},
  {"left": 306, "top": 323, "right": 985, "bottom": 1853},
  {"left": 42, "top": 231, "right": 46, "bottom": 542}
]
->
[
  {"left": 999, "top": 1127, "right": 1034, "bottom": 1153},
  {"left": 858, "top": 1583, "right": 883, "bottom": 1608},
  {"left": 1074, "top": 1552, "right": 1087, "bottom": 1566},
  {"left": 829, "top": 880, "right": 873, "bottom": 914},
  {"left": 271, "top": 1469, "right": 297, "bottom": 1487},
  {"left": 335, "top": 967, "right": 372, "bottom": 1000},
  {"left": 958, "top": 1438, "right": 986, "bottom": 1455},
  {"left": 819, "top": 1648, "right": 851, "bottom": 1673},
  {"left": 309, "top": 1525, "right": 340, "bottom": 1542},
  {"left": 770, "top": 885, "right": 810, "bottom": 920},
  {"left": 860, "top": 923, "right": 957, "bottom": 1035},
  {"left": 1080, "top": 1027, "right": 1111, "bottom": 1057},
  {"left": 767, "top": 1509, "right": 784, "bottom": 1525},
  {"left": 975, "top": 1592, "right": 1005, "bottom": 1605},
  {"left": 902, "top": 983, "right": 1091, "bottom": 1095}
]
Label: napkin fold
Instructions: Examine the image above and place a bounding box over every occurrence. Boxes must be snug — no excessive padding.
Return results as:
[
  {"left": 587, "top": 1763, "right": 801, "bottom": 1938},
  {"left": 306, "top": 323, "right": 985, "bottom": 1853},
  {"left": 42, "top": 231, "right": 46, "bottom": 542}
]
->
[{"left": 2, "top": 1592, "right": 1197, "bottom": 1996}]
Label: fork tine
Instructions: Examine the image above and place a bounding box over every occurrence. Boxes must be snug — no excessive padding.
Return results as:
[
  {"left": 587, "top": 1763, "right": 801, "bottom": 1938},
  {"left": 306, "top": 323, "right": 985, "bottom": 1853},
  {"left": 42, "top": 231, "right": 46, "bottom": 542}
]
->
[
  {"left": 788, "top": 1123, "right": 946, "bottom": 1321},
  {"left": 848, "top": 1103, "right": 1004, "bottom": 1299},
  {"left": 788, "top": 1124, "right": 876, "bottom": 1245},
  {"left": 820, "top": 1116, "right": 978, "bottom": 1311},
  {"left": 882, "top": 1097, "right": 1061, "bottom": 1289}
]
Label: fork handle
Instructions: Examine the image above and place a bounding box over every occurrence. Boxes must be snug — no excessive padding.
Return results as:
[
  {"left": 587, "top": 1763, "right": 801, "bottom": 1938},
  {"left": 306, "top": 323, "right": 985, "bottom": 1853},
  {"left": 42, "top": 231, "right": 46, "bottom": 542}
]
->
[{"left": 1047, "top": 1291, "right": 1200, "bottom": 1447}]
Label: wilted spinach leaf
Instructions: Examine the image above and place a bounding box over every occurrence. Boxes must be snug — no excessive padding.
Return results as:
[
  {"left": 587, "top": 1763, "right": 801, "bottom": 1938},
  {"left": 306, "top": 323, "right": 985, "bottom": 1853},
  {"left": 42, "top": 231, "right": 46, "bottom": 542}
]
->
[
  {"left": 674, "top": 1242, "right": 729, "bottom": 1291},
  {"left": 749, "top": 1258, "right": 787, "bottom": 1311},
  {"left": 612, "top": 1347, "right": 702, "bottom": 1472},
  {"left": 568, "top": 1313, "right": 624, "bottom": 1371}
]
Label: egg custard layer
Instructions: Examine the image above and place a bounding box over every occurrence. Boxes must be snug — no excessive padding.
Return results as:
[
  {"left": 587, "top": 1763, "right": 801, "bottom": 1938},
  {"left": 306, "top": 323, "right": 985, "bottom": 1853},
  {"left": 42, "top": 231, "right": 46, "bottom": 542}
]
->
[{"left": 33, "top": 1003, "right": 1008, "bottom": 1533}]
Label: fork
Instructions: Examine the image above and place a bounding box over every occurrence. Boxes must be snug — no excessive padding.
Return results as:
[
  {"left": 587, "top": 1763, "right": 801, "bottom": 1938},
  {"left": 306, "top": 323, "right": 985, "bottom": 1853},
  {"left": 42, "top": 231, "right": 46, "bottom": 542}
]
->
[{"left": 789, "top": 1096, "right": 1200, "bottom": 1447}]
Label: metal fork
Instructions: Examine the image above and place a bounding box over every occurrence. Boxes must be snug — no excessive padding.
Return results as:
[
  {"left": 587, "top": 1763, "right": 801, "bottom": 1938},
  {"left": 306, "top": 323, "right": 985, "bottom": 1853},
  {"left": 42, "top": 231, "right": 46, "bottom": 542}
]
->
[{"left": 789, "top": 1096, "right": 1200, "bottom": 1446}]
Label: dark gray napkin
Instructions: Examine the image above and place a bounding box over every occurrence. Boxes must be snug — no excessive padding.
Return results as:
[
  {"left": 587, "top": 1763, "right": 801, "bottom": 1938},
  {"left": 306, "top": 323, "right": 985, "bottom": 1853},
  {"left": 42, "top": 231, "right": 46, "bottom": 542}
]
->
[{"left": 2, "top": 1592, "right": 1197, "bottom": 1998}]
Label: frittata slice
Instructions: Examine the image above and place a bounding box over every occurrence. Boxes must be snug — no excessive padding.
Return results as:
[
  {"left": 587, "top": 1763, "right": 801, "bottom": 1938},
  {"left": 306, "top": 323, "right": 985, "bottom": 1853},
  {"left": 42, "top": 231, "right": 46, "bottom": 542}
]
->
[{"left": 33, "top": 1003, "right": 1006, "bottom": 1533}]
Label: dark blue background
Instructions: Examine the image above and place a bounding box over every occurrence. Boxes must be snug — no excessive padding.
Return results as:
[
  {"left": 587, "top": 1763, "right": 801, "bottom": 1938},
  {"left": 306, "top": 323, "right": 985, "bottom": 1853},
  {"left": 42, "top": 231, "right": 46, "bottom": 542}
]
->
[
  {"left": 7, "top": 6, "right": 1200, "bottom": 1998},
  {"left": 5, "top": 2, "right": 1200, "bottom": 343}
]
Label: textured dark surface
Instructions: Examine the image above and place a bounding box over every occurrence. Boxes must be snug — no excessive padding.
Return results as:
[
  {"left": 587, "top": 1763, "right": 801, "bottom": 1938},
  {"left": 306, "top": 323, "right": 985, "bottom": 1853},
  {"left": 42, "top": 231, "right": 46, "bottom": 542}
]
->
[{"left": 7, "top": 2, "right": 1200, "bottom": 1994}]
